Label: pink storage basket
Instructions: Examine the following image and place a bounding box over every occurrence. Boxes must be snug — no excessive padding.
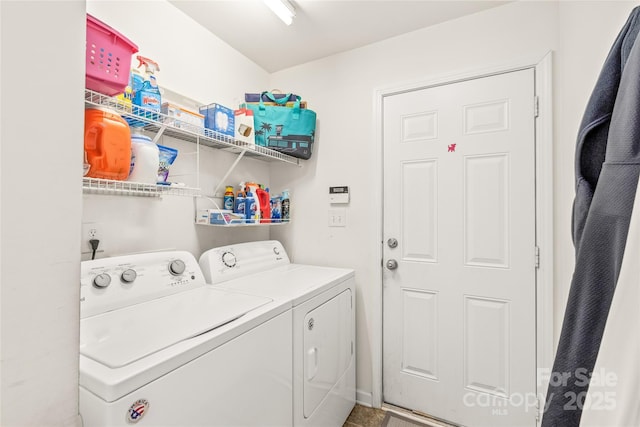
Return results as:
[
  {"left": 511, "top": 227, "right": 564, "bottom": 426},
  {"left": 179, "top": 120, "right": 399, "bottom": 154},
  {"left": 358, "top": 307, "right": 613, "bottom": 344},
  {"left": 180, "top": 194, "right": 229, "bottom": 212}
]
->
[{"left": 85, "top": 14, "right": 138, "bottom": 96}]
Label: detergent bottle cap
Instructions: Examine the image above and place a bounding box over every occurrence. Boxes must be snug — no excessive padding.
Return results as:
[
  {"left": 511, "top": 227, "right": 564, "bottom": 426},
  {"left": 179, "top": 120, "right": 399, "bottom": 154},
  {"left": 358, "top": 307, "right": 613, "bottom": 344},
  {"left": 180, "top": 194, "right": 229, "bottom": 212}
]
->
[{"left": 282, "top": 189, "right": 290, "bottom": 198}]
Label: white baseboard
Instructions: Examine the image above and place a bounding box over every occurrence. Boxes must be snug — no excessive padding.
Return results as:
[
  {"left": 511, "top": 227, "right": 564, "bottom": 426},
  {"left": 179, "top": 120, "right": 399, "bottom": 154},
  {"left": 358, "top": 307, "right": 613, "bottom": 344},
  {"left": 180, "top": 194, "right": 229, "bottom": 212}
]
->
[{"left": 356, "top": 389, "right": 374, "bottom": 407}]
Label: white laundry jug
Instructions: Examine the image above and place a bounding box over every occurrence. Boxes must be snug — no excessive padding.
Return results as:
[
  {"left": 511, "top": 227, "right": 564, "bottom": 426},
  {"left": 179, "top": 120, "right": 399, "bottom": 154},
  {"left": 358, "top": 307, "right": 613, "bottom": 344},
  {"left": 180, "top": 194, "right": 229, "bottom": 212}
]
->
[{"left": 128, "top": 130, "right": 159, "bottom": 185}]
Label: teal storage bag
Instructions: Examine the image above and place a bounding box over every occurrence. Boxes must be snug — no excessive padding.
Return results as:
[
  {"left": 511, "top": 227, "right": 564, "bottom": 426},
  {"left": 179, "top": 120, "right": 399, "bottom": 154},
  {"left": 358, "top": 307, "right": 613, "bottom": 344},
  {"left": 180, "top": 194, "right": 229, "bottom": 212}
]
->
[{"left": 244, "top": 92, "right": 316, "bottom": 160}]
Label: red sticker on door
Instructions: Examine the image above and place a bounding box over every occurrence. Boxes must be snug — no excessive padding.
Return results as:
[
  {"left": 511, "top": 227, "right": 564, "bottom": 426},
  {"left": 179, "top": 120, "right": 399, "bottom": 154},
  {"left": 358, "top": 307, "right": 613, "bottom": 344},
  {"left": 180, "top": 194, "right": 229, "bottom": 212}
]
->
[{"left": 447, "top": 143, "right": 456, "bottom": 152}]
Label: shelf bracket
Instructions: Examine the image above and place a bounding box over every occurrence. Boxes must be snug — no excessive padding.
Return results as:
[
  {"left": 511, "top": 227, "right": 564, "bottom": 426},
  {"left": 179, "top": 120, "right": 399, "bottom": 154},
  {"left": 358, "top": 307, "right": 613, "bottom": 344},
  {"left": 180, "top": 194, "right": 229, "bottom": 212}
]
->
[
  {"left": 211, "top": 149, "right": 248, "bottom": 197},
  {"left": 151, "top": 124, "right": 167, "bottom": 144},
  {"left": 196, "top": 135, "right": 201, "bottom": 190}
]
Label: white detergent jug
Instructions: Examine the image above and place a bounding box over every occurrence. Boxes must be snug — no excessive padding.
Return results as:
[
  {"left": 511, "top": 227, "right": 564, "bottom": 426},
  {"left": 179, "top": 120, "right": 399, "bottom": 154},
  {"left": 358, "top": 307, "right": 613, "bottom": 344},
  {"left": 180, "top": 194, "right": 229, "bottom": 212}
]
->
[{"left": 128, "top": 131, "right": 159, "bottom": 185}]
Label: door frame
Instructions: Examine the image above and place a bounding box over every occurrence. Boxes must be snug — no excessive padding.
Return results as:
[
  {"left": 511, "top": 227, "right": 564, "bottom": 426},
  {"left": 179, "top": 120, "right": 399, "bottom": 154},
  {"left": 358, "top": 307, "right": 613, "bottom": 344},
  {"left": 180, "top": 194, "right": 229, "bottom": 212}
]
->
[{"left": 372, "top": 52, "right": 554, "bottom": 423}]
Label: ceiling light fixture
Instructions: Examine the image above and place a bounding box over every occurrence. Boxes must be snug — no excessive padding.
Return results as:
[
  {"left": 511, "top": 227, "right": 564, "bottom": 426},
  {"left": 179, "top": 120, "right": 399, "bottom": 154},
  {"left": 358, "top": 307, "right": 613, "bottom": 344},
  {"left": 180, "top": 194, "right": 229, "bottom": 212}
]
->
[{"left": 263, "top": 0, "right": 296, "bottom": 26}]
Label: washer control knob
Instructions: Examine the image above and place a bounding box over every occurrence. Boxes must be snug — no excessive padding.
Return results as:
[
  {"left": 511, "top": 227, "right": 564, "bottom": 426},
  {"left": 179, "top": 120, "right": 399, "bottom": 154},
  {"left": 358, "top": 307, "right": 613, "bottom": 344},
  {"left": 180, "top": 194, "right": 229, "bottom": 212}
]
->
[
  {"left": 93, "top": 273, "right": 111, "bottom": 288},
  {"left": 169, "top": 259, "right": 186, "bottom": 276},
  {"left": 121, "top": 269, "right": 137, "bottom": 283},
  {"left": 222, "top": 251, "right": 237, "bottom": 268}
]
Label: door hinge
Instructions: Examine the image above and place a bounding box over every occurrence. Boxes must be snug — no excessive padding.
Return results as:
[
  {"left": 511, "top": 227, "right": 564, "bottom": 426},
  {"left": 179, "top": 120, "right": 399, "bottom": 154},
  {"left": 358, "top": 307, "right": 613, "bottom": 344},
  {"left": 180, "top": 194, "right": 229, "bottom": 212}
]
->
[
  {"left": 534, "top": 95, "right": 540, "bottom": 118},
  {"left": 535, "top": 246, "right": 540, "bottom": 269},
  {"left": 535, "top": 396, "right": 542, "bottom": 422}
]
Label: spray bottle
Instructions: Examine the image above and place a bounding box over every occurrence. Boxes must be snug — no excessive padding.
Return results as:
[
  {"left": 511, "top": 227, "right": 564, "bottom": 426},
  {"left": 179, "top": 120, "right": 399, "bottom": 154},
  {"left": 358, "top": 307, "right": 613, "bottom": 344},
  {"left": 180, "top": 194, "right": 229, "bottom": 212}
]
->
[{"left": 133, "top": 56, "right": 161, "bottom": 118}]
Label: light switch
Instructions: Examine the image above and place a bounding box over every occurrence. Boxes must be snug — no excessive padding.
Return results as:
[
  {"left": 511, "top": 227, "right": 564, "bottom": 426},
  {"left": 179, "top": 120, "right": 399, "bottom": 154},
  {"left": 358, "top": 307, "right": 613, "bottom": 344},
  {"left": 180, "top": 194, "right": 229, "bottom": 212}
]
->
[{"left": 328, "top": 208, "right": 347, "bottom": 227}]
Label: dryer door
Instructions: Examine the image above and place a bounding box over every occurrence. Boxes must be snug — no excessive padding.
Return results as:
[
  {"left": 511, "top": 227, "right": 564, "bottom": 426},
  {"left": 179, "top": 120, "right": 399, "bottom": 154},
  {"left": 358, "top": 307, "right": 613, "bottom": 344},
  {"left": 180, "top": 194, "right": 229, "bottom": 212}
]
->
[{"left": 303, "top": 288, "right": 353, "bottom": 418}]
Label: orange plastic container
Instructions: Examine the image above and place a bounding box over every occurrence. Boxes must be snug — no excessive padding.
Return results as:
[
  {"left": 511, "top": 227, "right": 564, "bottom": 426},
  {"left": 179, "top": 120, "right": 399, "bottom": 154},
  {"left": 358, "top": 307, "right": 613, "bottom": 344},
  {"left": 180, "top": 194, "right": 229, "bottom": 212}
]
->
[{"left": 84, "top": 108, "right": 131, "bottom": 180}]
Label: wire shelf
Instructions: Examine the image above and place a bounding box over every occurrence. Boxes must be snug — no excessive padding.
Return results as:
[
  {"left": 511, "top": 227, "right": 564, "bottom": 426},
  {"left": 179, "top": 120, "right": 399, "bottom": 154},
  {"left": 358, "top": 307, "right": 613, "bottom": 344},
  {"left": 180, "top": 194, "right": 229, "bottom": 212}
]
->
[
  {"left": 84, "top": 89, "right": 302, "bottom": 166},
  {"left": 83, "top": 177, "right": 200, "bottom": 197},
  {"left": 196, "top": 219, "right": 291, "bottom": 227}
]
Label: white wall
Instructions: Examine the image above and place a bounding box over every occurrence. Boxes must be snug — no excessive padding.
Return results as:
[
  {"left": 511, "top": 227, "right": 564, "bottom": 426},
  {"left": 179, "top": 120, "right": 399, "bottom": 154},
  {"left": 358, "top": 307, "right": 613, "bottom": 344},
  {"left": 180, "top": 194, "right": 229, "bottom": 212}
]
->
[
  {"left": 269, "top": 0, "right": 637, "bottom": 405},
  {"left": 1, "top": 1, "right": 85, "bottom": 425},
  {"left": 84, "top": 1, "right": 281, "bottom": 259}
]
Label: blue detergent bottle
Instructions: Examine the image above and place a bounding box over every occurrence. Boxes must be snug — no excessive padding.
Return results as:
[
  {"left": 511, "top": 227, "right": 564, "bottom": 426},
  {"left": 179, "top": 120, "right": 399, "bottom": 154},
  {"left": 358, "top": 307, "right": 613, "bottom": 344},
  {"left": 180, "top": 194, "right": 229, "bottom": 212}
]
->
[
  {"left": 223, "top": 186, "right": 235, "bottom": 211},
  {"left": 270, "top": 195, "right": 282, "bottom": 223},
  {"left": 234, "top": 191, "right": 246, "bottom": 217},
  {"left": 133, "top": 56, "right": 161, "bottom": 120},
  {"left": 245, "top": 191, "right": 257, "bottom": 223},
  {"left": 244, "top": 191, "right": 260, "bottom": 224}
]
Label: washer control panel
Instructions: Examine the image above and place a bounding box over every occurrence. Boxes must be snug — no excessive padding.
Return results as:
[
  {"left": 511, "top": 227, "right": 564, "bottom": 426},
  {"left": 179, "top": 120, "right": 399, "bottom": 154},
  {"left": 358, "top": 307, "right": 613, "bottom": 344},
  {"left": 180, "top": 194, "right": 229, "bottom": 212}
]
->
[
  {"left": 169, "top": 259, "right": 186, "bottom": 276},
  {"left": 221, "top": 251, "right": 237, "bottom": 268},
  {"left": 80, "top": 251, "right": 206, "bottom": 318},
  {"left": 199, "top": 240, "right": 290, "bottom": 285}
]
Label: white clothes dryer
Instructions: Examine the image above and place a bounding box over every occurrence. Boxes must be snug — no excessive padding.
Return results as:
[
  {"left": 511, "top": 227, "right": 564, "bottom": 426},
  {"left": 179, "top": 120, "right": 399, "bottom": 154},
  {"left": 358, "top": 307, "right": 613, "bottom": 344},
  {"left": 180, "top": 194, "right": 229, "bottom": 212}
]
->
[
  {"left": 79, "top": 250, "right": 292, "bottom": 426},
  {"left": 199, "top": 240, "right": 356, "bottom": 427}
]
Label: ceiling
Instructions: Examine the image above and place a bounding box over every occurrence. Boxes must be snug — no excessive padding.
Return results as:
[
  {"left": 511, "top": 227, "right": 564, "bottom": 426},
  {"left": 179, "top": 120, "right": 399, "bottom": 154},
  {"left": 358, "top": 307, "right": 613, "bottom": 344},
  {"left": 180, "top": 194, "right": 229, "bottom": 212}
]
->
[{"left": 169, "top": 0, "right": 510, "bottom": 73}]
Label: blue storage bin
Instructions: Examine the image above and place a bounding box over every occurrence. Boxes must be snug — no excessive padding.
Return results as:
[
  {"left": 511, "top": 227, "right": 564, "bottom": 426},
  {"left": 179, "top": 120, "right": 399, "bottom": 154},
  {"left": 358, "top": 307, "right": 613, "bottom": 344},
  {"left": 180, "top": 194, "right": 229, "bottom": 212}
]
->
[{"left": 199, "top": 103, "right": 235, "bottom": 137}]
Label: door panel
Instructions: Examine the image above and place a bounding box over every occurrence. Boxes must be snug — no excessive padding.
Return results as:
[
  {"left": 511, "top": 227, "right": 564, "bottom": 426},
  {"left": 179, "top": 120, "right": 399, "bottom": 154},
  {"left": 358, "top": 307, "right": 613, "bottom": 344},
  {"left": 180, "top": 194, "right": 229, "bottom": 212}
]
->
[
  {"left": 464, "top": 296, "right": 510, "bottom": 396},
  {"left": 464, "top": 154, "right": 509, "bottom": 267},
  {"left": 402, "top": 289, "right": 438, "bottom": 380},
  {"left": 402, "top": 160, "right": 438, "bottom": 262},
  {"left": 383, "top": 69, "right": 537, "bottom": 427}
]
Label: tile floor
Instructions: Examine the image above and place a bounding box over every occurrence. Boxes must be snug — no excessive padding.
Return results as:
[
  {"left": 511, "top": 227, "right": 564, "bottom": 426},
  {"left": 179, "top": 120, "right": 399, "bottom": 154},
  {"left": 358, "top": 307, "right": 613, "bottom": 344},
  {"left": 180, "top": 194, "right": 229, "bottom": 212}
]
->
[
  {"left": 343, "top": 404, "right": 457, "bottom": 427},
  {"left": 343, "top": 404, "right": 387, "bottom": 427}
]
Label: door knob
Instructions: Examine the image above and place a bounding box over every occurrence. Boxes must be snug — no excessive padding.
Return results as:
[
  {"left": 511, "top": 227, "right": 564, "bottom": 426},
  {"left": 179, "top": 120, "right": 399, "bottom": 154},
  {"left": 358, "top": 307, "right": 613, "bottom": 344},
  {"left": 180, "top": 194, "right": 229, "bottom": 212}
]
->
[
  {"left": 387, "top": 238, "right": 398, "bottom": 248},
  {"left": 386, "top": 259, "right": 398, "bottom": 270}
]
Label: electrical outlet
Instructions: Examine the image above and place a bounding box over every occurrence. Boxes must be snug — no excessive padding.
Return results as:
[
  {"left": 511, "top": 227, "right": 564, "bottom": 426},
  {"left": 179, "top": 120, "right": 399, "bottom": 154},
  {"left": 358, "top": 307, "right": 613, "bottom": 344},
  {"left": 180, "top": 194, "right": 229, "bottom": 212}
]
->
[
  {"left": 81, "top": 222, "right": 105, "bottom": 255},
  {"left": 88, "top": 227, "right": 99, "bottom": 239}
]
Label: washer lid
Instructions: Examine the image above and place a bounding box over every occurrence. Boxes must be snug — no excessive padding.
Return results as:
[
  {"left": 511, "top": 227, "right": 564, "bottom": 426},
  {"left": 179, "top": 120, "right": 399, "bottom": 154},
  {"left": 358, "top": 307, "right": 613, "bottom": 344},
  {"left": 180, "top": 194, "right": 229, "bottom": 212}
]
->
[
  {"left": 215, "top": 264, "right": 355, "bottom": 306},
  {"left": 80, "top": 286, "right": 271, "bottom": 368}
]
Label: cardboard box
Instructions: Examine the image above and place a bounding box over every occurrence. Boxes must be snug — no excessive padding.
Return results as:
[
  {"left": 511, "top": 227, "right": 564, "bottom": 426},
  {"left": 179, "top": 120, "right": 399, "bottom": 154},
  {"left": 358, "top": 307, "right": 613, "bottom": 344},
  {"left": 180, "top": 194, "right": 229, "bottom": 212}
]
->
[
  {"left": 196, "top": 209, "right": 245, "bottom": 225},
  {"left": 162, "top": 102, "right": 204, "bottom": 131},
  {"left": 234, "top": 108, "right": 255, "bottom": 147},
  {"left": 199, "top": 103, "right": 235, "bottom": 137}
]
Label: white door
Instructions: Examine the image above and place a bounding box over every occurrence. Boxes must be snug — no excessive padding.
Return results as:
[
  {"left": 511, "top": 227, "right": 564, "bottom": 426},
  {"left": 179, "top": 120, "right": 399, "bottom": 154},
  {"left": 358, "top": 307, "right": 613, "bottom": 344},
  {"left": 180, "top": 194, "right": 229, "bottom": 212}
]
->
[{"left": 382, "top": 69, "right": 537, "bottom": 427}]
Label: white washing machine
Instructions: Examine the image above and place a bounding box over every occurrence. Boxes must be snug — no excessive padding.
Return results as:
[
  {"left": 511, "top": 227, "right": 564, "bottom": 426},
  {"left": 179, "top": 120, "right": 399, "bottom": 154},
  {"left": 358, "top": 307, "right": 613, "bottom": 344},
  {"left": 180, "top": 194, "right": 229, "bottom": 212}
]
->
[
  {"left": 79, "top": 250, "right": 293, "bottom": 426},
  {"left": 199, "top": 240, "right": 356, "bottom": 427}
]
